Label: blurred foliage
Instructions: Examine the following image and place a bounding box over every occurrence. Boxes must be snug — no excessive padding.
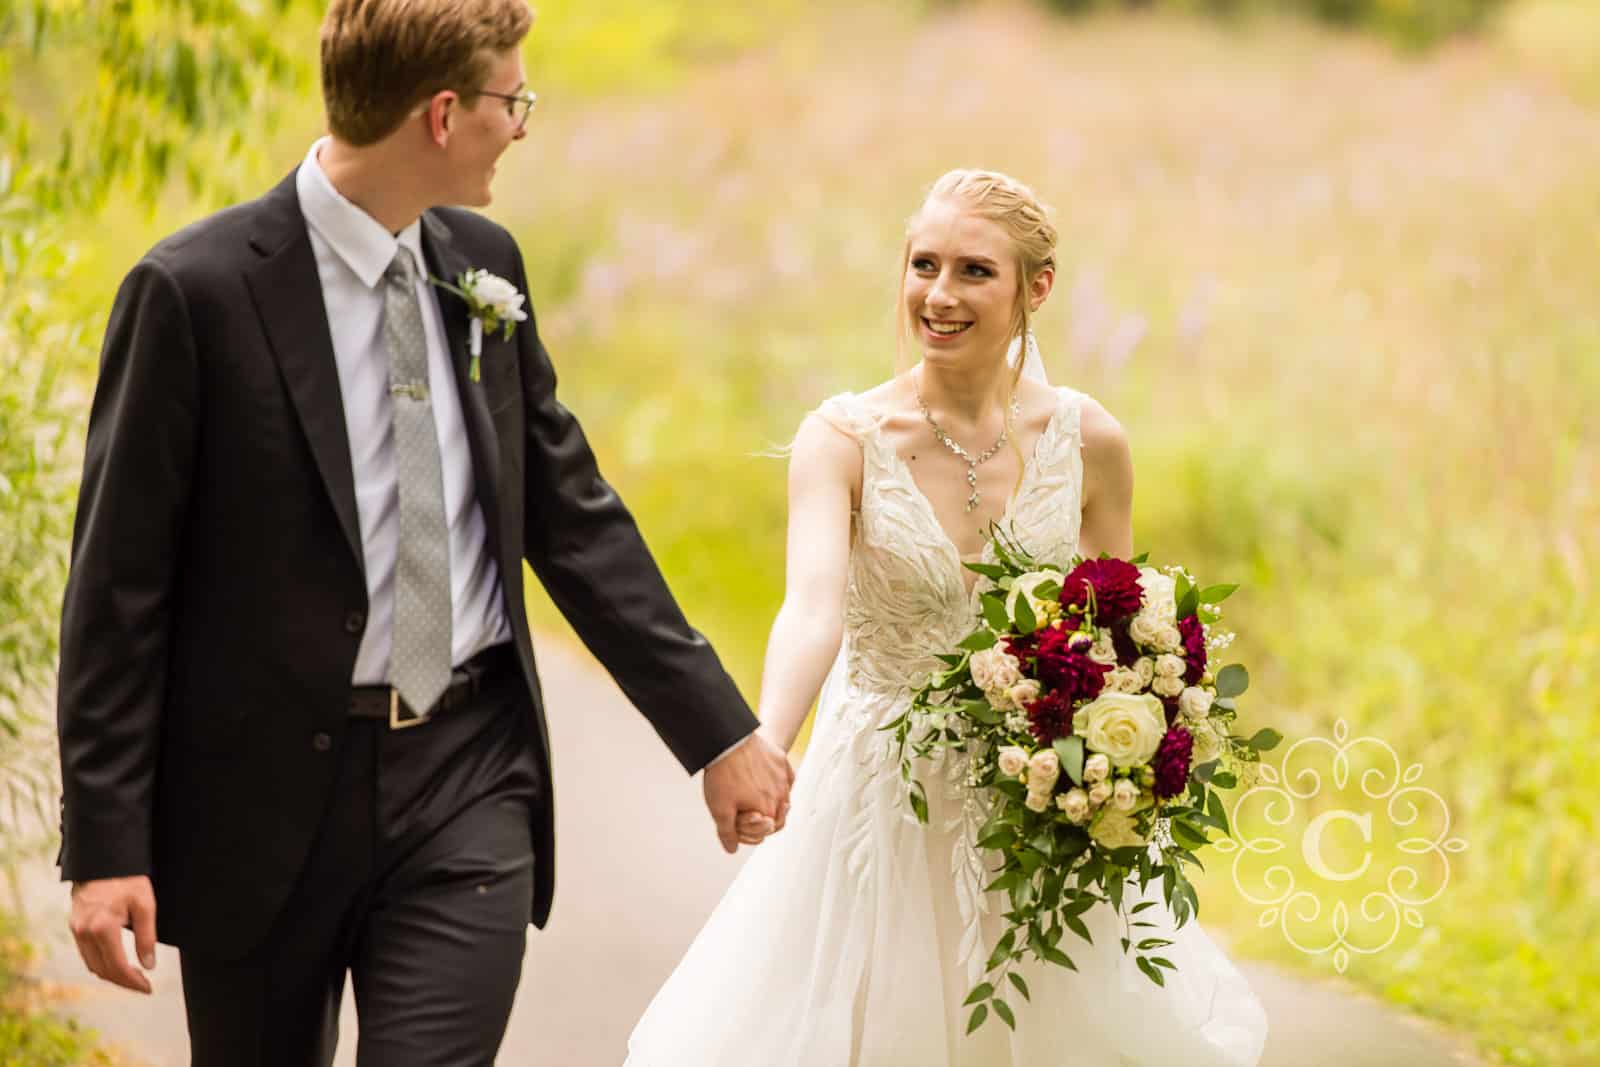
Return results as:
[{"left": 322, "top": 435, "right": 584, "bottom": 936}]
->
[
  {"left": 523, "top": 0, "right": 804, "bottom": 95},
  {"left": 0, "top": 0, "right": 316, "bottom": 845},
  {"left": 0, "top": 915, "right": 112, "bottom": 1065},
  {"left": 1035, "top": 0, "right": 1506, "bottom": 47},
  {"left": 0, "top": 0, "right": 316, "bottom": 1047}
]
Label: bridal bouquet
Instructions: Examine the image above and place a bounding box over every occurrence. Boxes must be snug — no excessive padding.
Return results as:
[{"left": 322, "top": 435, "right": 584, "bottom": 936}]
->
[{"left": 883, "top": 530, "right": 1280, "bottom": 1034}]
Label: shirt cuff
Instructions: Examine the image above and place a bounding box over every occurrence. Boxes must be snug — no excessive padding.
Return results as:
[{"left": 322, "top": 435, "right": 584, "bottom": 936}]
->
[{"left": 703, "top": 729, "right": 757, "bottom": 770}]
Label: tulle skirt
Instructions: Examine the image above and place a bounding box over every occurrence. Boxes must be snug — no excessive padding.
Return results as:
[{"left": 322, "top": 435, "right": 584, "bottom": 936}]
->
[{"left": 626, "top": 655, "right": 1268, "bottom": 1067}]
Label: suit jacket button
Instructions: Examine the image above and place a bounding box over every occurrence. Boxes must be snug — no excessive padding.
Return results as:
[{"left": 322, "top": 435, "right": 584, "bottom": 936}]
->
[
  {"left": 312, "top": 732, "right": 333, "bottom": 752},
  {"left": 345, "top": 611, "right": 365, "bottom": 634}
]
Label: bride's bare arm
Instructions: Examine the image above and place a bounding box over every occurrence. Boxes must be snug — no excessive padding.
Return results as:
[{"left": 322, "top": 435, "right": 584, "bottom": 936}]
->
[
  {"left": 753, "top": 413, "right": 860, "bottom": 752},
  {"left": 1078, "top": 397, "right": 1135, "bottom": 560}
]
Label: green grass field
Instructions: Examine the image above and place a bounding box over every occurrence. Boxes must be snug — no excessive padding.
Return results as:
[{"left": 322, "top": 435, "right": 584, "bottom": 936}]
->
[{"left": 51, "top": 3, "right": 1600, "bottom": 1064}]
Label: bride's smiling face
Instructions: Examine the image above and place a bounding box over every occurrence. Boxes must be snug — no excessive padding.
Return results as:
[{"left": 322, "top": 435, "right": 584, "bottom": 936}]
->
[{"left": 903, "top": 197, "right": 1022, "bottom": 367}]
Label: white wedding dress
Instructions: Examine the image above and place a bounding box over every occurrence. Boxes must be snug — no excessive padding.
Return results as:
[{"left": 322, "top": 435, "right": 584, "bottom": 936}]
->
[{"left": 626, "top": 387, "right": 1268, "bottom": 1067}]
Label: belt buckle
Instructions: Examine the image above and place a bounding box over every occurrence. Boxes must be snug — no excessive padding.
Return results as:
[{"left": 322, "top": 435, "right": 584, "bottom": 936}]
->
[{"left": 388, "top": 688, "right": 430, "bottom": 730}]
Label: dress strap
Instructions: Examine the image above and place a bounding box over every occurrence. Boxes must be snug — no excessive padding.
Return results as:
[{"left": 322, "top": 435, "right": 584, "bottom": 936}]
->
[
  {"left": 1058, "top": 385, "right": 1083, "bottom": 441},
  {"left": 811, "top": 391, "right": 903, "bottom": 492},
  {"left": 812, "top": 391, "right": 877, "bottom": 442},
  {"left": 1030, "top": 386, "right": 1084, "bottom": 469}
]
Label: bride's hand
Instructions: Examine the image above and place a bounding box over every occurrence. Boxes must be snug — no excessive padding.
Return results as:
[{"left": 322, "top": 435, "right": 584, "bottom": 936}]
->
[{"left": 735, "top": 809, "right": 776, "bottom": 845}]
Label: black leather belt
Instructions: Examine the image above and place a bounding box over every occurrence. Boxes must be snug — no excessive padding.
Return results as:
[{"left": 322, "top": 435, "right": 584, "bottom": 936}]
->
[{"left": 349, "top": 642, "right": 519, "bottom": 729}]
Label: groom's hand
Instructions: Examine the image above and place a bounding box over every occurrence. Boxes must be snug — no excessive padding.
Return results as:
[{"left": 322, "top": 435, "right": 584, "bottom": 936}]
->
[
  {"left": 69, "top": 876, "right": 157, "bottom": 994},
  {"left": 703, "top": 732, "right": 794, "bottom": 854}
]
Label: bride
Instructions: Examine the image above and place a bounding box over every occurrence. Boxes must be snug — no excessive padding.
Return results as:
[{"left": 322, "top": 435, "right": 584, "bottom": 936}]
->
[{"left": 626, "top": 170, "right": 1268, "bottom": 1066}]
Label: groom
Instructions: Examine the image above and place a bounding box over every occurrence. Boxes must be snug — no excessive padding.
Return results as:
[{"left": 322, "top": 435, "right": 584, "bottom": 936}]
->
[{"left": 54, "top": 0, "right": 792, "bottom": 1062}]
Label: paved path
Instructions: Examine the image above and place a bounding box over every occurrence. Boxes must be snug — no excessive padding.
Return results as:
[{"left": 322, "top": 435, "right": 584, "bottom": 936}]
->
[{"left": 19, "top": 638, "right": 1486, "bottom": 1066}]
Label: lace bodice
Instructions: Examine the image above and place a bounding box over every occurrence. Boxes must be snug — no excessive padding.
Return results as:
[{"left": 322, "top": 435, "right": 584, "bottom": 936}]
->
[{"left": 815, "top": 387, "right": 1086, "bottom": 721}]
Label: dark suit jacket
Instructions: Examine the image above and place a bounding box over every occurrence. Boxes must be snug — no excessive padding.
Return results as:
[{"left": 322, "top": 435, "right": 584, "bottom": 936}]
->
[{"left": 56, "top": 170, "right": 757, "bottom": 959}]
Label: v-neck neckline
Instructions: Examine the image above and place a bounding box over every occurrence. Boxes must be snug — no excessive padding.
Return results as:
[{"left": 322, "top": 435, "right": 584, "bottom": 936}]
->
[{"left": 869, "top": 387, "right": 1066, "bottom": 595}]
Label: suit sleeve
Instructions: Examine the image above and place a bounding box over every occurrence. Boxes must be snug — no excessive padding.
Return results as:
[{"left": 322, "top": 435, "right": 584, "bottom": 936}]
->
[
  {"left": 507, "top": 242, "right": 757, "bottom": 773},
  {"left": 57, "top": 257, "right": 199, "bottom": 881}
]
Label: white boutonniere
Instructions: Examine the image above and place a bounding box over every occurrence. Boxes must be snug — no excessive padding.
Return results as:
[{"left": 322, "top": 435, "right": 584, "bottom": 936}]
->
[{"left": 428, "top": 268, "right": 528, "bottom": 382}]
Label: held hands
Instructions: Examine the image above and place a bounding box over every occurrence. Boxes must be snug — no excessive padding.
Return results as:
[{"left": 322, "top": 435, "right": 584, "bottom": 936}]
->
[
  {"left": 702, "top": 730, "right": 794, "bottom": 853},
  {"left": 69, "top": 875, "right": 157, "bottom": 994}
]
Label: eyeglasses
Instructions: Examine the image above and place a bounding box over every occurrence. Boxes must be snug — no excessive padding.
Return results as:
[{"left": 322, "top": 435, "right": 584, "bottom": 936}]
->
[{"left": 477, "top": 88, "right": 538, "bottom": 130}]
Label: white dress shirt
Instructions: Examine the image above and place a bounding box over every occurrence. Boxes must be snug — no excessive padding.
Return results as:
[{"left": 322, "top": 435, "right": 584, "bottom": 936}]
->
[{"left": 296, "top": 139, "right": 512, "bottom": 685}]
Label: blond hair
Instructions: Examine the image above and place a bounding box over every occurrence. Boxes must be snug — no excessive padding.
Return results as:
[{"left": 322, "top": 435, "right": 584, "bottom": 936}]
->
[
  {"left": 321, "top": 0, "right": 533, "bottom": 146},
  {"left": 896, "top": 169, "right": 1058, "bottom": 483}
]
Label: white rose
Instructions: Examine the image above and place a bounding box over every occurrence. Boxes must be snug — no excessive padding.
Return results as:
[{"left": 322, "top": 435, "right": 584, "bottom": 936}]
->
[
  {"left": 1087, "top": 631, "right": 1119, "bottom": 666},
  {"left": 1103, "top": 667, "right": 1142, "bottom": 694},
  {"left": 986, "top": 685, "right": 1016, "bottom": 712},
  {"left": 1178, "top": 686, "right": 1214, "bottom": 721},
  {"left": 1004, "top": 570, "right": 1062, "bottom": 622},
  {"left": 1127, "top": 612, "right": 1164, "bottom": 647},
  {"left": 1154, "top": 654, "right": 1186, "bottom": 678},
  {"left": 1152, "top": 673, "right": 1185, "bottom": 698},
  {"left": 1072, "top": 692, "right": 1168, "bottom": 769},
  {"left": 1112, "top": 777, "right": 1140, "bottom": 812},
  {"left": 1024, "top": 790, "right": 1051, "bottom": 814},
  {"left": 1028, "top": 750, "right": 1061, "bottom": 791},
  {"left": 970, "top": 646, "right": 1024, "bottom": 694},
  {"left": 1087, "top": 779, "right": 1113, "bottom": 807},
  {"left": 1058, "top": 788, "right": 1091, "bottom": 823},
  {"left": 1083, "top": 752, "right": 1111, "bottom": 783},
  {"left": 1090, "top": 807, "right": 1148, "bottom": 850},
  {"left": 997, "top": 746, "right": 1029, "bottom": 778},
  {"left": 1134, "top": 657, "right": 1156, "bottom": 686},
  {"left": 1007, "top": 679, "right": 1042, "bottom": 707},
  {"left": 1156, "top": 625, "right": 1183, "bottom": 653},
  {"left": 465, "top": 270, "right": 529, "bottom": 322},
  {"left": 1138, "top": 568, "right": 1177, "bottom": 616}
]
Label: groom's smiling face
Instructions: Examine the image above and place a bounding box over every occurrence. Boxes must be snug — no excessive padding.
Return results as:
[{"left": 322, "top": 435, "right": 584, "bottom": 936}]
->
[{"left": 444, "top": 49, "right": 529, "bottom": 207}]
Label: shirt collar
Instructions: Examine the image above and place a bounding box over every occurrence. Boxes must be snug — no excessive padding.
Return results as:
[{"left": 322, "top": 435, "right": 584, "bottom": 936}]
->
[{"left": 296, "top": 137, "right": 425, "bottom": 289}]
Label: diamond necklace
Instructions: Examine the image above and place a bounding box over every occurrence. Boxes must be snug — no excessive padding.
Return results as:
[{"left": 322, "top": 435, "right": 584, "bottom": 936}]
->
[{"left": 913, "top": 372, "right": 1021, "bottom": 512}]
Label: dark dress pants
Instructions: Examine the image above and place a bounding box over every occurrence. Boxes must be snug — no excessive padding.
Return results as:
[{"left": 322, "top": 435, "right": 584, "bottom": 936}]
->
[{"left": 178, "top": 667, "right": 542, "bottom": 1067}]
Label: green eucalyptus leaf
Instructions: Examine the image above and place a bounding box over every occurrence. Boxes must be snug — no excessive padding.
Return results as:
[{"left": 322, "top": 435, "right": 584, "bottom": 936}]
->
[
  {"left": 1214, "top": 664, "right": 1249, "bottom": 698},
  {"left": 1247, "top": 727, "right": 1282, "bottom": 751}
]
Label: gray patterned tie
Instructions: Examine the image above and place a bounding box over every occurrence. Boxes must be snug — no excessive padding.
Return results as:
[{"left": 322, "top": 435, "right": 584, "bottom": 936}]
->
[{"left": 384, "top": 247, "right": 453, "bottom": 715}]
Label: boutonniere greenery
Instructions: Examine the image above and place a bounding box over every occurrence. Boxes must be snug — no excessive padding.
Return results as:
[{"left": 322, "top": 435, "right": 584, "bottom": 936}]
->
[{"left": 428, "top": 268, "right": 528, "bottom": 382}]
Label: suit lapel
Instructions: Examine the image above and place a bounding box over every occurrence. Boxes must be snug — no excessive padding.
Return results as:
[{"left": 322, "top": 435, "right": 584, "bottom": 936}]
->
[
  {"left": 244, "top": 172, "right": 365, "bottom": 573},
  {"left": 420, "top": 211, "right": 506, "bottom": 557}
]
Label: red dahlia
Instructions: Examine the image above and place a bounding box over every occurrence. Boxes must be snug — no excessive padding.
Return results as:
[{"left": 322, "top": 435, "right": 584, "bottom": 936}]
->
[
  {"left": 1152, "top": 726, "right": 1194, "bottom": 799},
  {"left": 1179, "top": 614, "right": 1207, "bottom": 684},
  {"left": 1025, "top": 689, "right": 1075, "bottom": 745},
  {"left": 1060, "top": 558, "right": 1144, "bottom": 623},
  {"left": 1033, "top": 627, "right": 1111, "bottom": 702}
]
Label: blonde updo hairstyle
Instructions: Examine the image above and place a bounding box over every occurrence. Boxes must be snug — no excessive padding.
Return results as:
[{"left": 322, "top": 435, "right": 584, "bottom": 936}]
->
[{"left": 896, "top": 169, "right": 1058, "bottom": 481}]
